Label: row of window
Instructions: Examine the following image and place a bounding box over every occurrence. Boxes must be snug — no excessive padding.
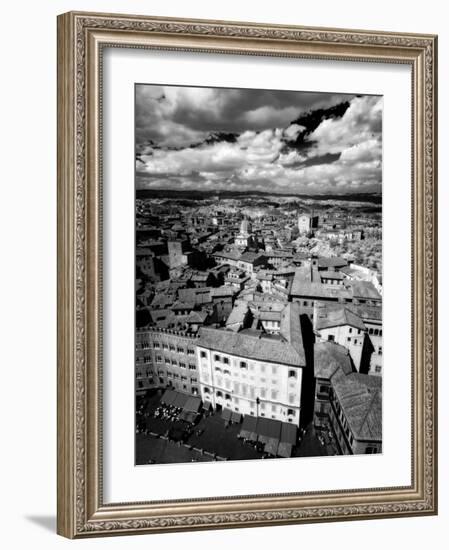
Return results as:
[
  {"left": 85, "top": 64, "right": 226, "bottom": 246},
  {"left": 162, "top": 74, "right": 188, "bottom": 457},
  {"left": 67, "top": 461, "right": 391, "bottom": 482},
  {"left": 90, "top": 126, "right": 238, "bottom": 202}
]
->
[
  {"left": 261, "top": 320, "right": 280, "bottom": 328},
  {"left": 202, "top": 351, "right": 248, "bottom": 369},
  {"left": 152, "top": 342, "right": 195, "bottom": 354},
  {"left": 204, "top": 388, "right": 297, "bottom": 417},
  {"left": 155, "top": 356, "right": 196, "bottom": 370},
  {"left": 322, "top": 278, "right": 343, "bottom": 285},
  {"left": 214, "top": 367, "right": 231, "bottom": 375},
  {"left": 136, "top": 368, "right": 153, "bottom": 378},
  {"left": 163, "top": 372, "right": 198, "bottom": 383},
  {"left": 204, "top": 352, "right": 298, "bottom": 379},
  {"left": 136, "top": 356, "right": 152, "bottom": 364},
  {"left": 213, "top": 354, "right": 230, "bottom": 364},
  {"left": 214, "top": 366, "right": 297, "bottom": 385},
  {"left": 204, "top": 384, "right": 297, "bottom": 405},
  {"left": 136, "top": 342, "right": 152, "bottom": 350}
]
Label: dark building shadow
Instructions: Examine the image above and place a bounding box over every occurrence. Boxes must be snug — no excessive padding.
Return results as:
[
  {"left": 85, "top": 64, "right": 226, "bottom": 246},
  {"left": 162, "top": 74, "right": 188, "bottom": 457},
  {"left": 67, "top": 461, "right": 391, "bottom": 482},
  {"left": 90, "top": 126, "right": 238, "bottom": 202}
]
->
[
  {"left": 360, "top": 333, "right": 375, "bottom": 374},
  {"left": 299, "top": 313, "right": 316, "bottom": 429},
  {"left": 25, "top": 515, "right": 56, "bottom": 533}
]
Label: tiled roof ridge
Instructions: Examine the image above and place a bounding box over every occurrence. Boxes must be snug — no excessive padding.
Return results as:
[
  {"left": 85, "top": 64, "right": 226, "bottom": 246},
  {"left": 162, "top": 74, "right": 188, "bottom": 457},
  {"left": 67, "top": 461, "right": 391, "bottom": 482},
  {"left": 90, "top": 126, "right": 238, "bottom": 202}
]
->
[
  {"left": 357, "top": 388, "right": 381, "bottom": 437},
  {"left": 198, "top": 326, "right": 304, "bottom": 366}
]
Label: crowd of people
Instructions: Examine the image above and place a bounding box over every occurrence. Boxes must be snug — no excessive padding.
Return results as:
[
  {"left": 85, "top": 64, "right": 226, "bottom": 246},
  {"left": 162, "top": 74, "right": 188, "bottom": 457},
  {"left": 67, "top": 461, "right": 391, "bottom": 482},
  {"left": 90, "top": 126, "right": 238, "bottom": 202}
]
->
[{"left": 153, "top": 403, "right": 182, "bottom": 422}]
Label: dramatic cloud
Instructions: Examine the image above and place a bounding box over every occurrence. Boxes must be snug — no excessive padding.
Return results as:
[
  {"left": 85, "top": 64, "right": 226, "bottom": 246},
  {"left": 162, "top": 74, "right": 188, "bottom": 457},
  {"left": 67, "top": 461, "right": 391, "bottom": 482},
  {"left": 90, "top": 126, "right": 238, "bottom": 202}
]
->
[{"left": 135, "top": 84, "right": 382, "bottom": 194}]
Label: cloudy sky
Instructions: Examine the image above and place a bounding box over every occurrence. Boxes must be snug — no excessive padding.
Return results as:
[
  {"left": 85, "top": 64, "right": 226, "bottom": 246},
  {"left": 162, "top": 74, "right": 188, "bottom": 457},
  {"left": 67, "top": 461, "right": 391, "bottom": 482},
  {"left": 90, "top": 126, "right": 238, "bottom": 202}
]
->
[{"left": 135, "top": 84, "right": 382, "bottom": 195}]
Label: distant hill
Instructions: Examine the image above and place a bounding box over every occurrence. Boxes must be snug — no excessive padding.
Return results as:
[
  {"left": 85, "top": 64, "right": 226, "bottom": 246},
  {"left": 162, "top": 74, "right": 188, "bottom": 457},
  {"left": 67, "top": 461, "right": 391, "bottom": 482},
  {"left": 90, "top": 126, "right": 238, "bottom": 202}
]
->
[{"left": 136, "top": 188, "right": 382, "bottom": 204}]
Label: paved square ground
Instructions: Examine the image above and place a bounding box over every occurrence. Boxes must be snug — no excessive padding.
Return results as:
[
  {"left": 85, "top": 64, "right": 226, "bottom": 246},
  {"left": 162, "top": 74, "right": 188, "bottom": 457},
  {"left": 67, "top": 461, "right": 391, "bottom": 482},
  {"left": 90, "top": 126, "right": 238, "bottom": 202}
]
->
[{"left": 135, "top": 390, "right": 331, "bottom": 465}]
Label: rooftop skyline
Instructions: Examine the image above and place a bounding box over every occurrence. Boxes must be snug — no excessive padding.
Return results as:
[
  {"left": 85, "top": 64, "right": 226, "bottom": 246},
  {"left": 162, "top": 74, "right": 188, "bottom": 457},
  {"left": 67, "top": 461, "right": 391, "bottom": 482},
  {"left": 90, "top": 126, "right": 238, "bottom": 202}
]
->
[{"left": 136, "top": 84, "right": 382, "bottom": 195}]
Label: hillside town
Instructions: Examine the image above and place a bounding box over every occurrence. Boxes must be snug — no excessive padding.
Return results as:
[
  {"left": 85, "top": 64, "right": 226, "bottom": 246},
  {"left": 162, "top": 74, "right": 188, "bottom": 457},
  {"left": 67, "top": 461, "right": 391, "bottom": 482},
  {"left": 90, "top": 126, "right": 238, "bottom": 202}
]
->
[{"left": 135, "top": 192, "right": 382, "bottom": 464}]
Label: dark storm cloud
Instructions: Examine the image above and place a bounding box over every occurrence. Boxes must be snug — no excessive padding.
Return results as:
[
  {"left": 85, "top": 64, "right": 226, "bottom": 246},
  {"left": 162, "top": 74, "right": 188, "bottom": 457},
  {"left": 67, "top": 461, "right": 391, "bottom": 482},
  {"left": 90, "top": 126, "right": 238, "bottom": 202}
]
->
[
  {"left": 135, "top": 85, "right": 354, "bottom": 148},
  {"left": 167, "top": 89, "right": 352, "bottom": 133},
  {"left": 287, "top": 152, "right": 342, "bottom": 169}
]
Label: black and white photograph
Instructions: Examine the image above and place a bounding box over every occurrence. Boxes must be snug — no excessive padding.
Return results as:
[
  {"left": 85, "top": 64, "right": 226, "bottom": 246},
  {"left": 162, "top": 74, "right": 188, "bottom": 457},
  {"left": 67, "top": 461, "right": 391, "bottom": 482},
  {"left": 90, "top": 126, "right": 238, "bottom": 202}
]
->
[{"left": 134, "top": 84, "right": 383, "bottom": 465}]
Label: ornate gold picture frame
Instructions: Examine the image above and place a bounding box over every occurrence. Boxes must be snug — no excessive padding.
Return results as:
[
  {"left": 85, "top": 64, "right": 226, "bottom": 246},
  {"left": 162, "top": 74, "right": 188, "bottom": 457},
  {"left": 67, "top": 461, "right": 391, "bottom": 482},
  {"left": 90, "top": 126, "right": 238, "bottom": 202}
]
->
[{"left": 57, "top": 11, "right": 437, "bottom": 538}]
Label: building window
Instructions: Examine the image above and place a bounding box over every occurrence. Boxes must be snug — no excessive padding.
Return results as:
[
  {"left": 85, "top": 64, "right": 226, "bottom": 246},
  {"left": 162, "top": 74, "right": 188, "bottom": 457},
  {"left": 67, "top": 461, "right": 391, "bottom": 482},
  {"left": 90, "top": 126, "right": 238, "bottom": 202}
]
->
[
  {"left": 378, "top": 346, "right": 383, "bottom": 355},
  {"left": 177, "top": 347, "right": 184, "bottom": 354},
  {"left": 200, "top": 351, "right": 207, "bottom": 358},
  {"left": 240, "top": 361, "right": 247, "bottom": 369},
  {"left": 287, "top": 409, "right": 295, "bottom": 416},
  {"left": 223, "top": 357, "right": 229, "bottom": 365},
  {"left": 347, "top": 337, "right": 351, "bottom": 342},
  {"left": 288, "top": 370, "right": 296, "bottom": 378},
  {"left": 179, "top": 362, "right": 186, "bottom": 369},
  {"left": 203, "top": 387, "right": 210, "bottom": 394},
  {"left": 328, "top": 334, "right": 335, "bottom": 342},
  {"left": 216, "top": 391, "right": 223, "bottom": 398},
  {"left": 169, "top": 345, "right": 175, "bottom": 351},
  {"left": 375, "top": 365, "right": 382, "bottom": 373},
  {"left": 188, "top": 364, "right": 196, "bottom": 370},
  {"left": 153, "top": 342, "right": 160, "bottom": 349},
  {"left": 164, "top": 358, "right": 170, "bottom": 365},
  {"left": 349, "top": 327, "right": 352, "bottom": 334},
  {"left": 214, "top": 354, "right": 220, "bottom": 362},
  {"left": 225, "top": 394, "right": 231, "bottom": 400},
  {"left": 187, "top": 348, "right": 195, "bottom": 356}
]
